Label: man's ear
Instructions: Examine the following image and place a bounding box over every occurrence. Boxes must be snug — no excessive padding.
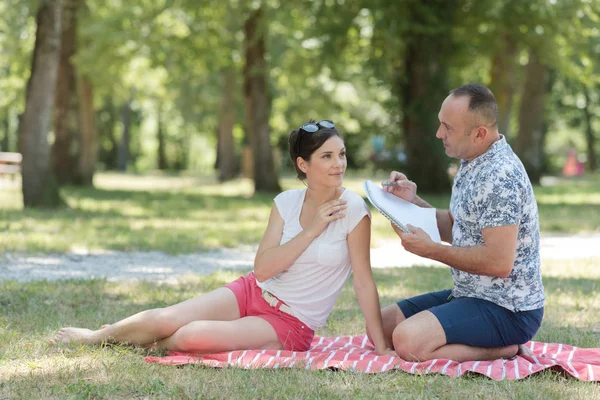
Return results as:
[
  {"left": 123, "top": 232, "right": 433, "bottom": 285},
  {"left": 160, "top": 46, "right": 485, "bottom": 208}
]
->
[{"left": 474, "top": 125, "right": 488, "bottom": 142}]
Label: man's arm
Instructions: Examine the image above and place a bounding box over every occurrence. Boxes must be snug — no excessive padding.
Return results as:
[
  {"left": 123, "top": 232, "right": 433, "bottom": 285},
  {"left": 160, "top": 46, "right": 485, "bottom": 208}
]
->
[
  {"left": 383, "top": 171, "right": 454, "bottom": 243},
  {"left": 394, "top": 224, "right": 518, "bottom": 278},
  {"left": 412, "top": 195, "right": 454, "bottom": 244}
]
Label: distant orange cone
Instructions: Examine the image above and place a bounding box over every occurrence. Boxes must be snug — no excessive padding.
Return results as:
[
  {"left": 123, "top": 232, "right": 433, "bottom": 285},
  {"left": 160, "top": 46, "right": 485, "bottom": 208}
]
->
[{"left": 563, "top": 148, "right": 583, "bottom": 177}]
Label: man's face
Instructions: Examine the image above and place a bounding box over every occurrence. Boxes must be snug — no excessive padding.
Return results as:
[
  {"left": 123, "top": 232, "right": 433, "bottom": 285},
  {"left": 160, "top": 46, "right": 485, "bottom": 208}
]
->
[{"left": 435, "top": 95, "right": 477, "bottom": 160}]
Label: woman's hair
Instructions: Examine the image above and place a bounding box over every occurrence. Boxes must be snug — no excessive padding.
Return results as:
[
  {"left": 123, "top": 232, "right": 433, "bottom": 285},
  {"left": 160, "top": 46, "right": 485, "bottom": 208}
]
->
[{"left": 288, "top": 120, "right": 341, "bottom": 180}]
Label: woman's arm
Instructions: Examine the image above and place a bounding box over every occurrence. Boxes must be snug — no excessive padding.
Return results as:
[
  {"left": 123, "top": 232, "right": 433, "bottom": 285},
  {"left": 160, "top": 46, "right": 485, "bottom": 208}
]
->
[
  {"left": 348, "top": 215, "right": 394, "bottom": 355},
  {"left": 254, "top": 199, "right": 347, "bottom": 282},
  {"left": 253, "top": 205, "right": 316, "bottom": 282}
]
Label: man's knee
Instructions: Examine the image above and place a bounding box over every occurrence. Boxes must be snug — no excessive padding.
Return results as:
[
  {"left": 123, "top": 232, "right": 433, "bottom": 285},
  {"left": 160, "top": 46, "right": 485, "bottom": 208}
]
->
[
  {"left": 392, "top": 323, "right": 427, "bottom": 361},
  {"left": 391, "top": 311, "right": 446, "bottom": 361}
]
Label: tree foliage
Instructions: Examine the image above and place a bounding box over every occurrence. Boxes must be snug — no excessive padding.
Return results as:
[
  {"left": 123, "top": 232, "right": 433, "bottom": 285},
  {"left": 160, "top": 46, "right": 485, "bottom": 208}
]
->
[{"left": 6, "top": 0, "right": 599, "bottom": 203}]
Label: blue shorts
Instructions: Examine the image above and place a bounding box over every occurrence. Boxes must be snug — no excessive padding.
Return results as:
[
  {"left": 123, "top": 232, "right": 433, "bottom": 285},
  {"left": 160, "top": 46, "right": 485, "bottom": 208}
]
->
[{"left": 397, "top": 290, "right": 544, "bottom": 348}]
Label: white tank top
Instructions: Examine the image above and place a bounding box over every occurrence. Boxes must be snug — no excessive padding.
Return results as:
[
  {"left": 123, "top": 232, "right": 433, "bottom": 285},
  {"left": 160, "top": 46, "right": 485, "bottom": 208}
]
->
[{"left": 256, "top": 188, "right": 370, "bottom": 330}]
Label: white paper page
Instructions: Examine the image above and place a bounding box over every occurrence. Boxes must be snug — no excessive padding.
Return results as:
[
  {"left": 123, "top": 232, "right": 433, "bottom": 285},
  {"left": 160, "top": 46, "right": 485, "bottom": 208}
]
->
[{"left": 364, "top": 180, "right": 441, "bottom": 243}]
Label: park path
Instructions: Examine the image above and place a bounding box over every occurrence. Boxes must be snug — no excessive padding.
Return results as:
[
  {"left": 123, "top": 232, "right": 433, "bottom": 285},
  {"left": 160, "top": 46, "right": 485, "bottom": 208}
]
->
[{"left": 1, "top": 233, "right": 599, "bottom": 283}]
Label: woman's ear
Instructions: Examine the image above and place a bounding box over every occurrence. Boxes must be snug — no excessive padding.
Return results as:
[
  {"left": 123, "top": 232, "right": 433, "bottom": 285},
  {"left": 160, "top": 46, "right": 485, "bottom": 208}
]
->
[{"left": 297, "top": 157, "right": 308, "bottom": 173}]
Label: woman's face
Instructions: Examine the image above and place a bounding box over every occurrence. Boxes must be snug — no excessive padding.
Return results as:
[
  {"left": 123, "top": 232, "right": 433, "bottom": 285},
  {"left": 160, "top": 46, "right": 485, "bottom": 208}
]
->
[{"left": 303, "top": 135, "right": 347, "bottom": 188}]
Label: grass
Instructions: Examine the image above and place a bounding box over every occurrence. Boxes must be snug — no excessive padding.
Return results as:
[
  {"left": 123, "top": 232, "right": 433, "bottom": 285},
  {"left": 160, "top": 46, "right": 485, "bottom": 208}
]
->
[
  {"left": 1, "top": 171, "right": 600, "bottom": 398},
  {"left": 2, "top": 260, "right": 600, "bottom": 399},
  {"left": 1, "top": 171, "right": 599, "bottom": 254}
]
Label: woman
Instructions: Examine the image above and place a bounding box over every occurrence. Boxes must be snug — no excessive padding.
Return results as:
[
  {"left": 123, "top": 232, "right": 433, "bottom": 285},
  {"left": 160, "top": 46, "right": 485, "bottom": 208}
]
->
[{"left": 51, "top": 120, "right": 392, "bottom": 355}]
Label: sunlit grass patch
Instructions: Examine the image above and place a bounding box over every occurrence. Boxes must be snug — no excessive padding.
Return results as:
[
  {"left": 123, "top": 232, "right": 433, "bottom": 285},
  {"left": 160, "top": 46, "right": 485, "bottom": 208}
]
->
[{"left": 1, "top": 172, "right": 599, "bottom": 254}]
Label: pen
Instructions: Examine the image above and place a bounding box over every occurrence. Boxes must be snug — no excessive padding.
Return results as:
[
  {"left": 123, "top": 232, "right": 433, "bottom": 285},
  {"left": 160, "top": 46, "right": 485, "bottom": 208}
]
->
[{"left": 382, "top": 181, "right": 396, "bottom": 187}]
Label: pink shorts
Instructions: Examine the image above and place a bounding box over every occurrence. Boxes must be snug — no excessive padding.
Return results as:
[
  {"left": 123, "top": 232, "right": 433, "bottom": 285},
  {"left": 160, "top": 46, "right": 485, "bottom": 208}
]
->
[{"left": 225, "top": 272, "right": 314, "bottom": 351}]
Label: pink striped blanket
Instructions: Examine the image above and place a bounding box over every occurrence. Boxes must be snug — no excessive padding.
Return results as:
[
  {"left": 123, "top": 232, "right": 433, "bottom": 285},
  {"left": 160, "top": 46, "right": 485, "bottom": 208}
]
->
[{"left": 145, "top": 335, "right": 600, "bottom": 381}]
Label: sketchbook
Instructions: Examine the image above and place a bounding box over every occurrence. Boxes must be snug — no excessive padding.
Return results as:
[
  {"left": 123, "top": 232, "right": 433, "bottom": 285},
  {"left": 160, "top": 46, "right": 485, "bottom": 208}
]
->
[{"left": 363, "top": 180, "right": 441, "bottom": 243}]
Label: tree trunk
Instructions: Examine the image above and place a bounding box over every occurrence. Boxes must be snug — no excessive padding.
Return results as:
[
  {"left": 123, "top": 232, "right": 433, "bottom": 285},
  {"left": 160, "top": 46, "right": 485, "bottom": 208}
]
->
[
  {"left": 217, "top": 68, "right": 237, "bottom": 182},
  {"left": 173, "top": 131, "right": 189, "bottom": 170},
  {"left": 489, "top": 31, "right": 518, "bottom": 136},
  {"left": 582, "top": 85, "right": 597, "bottom": 172},
  {"left": 51, "top": 0, "right": 80, "bottom": 185},
  {"left": 1, "top": 111, "right": 9, "bottom": 151},
  {"left": 18, "top": 0, "right": 63, "bottom": 208},
  {"left": 77, "top": 75, "right": 96, "bottom": 184},
  {"left": 157, "top": 105, "right": 167, "bottom": 170},
  {"left": 117, "top": 98, "right": 132, "bottom": 172},
  {"left": 515, "top": 51, "right": 548, "bottom": 184},
  {"left": 243, "top": 6, "right": 280, "bottom": 193},
  {"left": 98, "top": 96, "right": 118, "bottom": 169},
  {"left": 2, "top": 65, "right": 11, "bottom": 152},
  {"left": 396, "top": 1, "right": 452, "bottom": 193}
]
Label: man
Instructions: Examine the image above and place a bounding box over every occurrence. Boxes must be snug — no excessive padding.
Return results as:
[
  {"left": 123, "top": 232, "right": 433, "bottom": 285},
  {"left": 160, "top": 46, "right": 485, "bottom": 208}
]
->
[{"left": 377, "top": 83, "right": 545, "bottom": 362}]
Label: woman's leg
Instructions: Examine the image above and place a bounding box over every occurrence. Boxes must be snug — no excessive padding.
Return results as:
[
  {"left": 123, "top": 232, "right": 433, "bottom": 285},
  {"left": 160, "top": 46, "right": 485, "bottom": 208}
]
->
[
  {"left": 153, "top": 316, "right": 283, "bottom": 353},
  {"left": 50, "top": 287, "right": 240, "bottom": 346}
]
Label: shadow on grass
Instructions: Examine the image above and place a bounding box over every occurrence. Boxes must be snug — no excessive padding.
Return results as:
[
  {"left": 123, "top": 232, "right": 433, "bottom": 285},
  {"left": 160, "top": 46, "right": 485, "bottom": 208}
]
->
[
  {"left": 0, "top": 187, "right": 275, "bottom": 252},
  {"left": 2, "top": 187, "right": 274, "bottom": 220}
]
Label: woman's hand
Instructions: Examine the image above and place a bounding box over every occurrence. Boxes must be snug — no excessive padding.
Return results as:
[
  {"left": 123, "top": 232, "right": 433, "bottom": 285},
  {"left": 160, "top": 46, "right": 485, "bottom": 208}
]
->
[
  {"left": 304, "top": 199, "right": 347, "bottom": 238},
  {"left": 383, "top": 171, "right": 417, "bottom": 203}
]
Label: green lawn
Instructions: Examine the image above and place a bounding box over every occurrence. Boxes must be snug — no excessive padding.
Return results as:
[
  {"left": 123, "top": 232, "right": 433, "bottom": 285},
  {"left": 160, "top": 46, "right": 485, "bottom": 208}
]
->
[
  {"left": 1, "top": 172, "right": 598, "bottom": 254},
  {"left": 1, "top": 172, "right": 600, "bottom": 398},
  {"left": 2, "top": 260, "right": 600, "bottom": 399}
]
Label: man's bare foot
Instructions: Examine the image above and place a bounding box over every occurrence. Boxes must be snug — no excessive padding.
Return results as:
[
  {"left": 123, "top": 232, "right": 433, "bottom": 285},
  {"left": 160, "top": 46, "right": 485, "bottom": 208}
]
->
[
  {"left": 49, "top": 328, "right": 101, "bottom": 346},
  {"left": 517, "top": 344, "right": 533, "bottom": 357}
]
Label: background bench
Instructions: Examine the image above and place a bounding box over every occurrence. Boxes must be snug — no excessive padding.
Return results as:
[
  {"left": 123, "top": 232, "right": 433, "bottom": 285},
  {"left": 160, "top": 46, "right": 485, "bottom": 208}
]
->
[{"left": 0, "top": 152, "right": 22, "bottom": 177}]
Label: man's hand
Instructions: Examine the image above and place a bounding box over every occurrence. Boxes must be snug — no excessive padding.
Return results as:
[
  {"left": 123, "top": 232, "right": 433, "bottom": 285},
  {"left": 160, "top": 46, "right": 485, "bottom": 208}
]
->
[
  {"left": 376, "top": 347, "right": 398, "bottom": 357},
  {"left": 393, "top": 223, "right": 436, "bottom": 258},
  {"left": 383, "top": 171, "right": 417, "bottom": 203}
]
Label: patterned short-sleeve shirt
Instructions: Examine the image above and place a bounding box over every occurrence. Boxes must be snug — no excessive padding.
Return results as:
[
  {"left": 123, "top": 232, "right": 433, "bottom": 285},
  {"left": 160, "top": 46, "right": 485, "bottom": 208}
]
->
[{"left": 449, "top": 135, "right": 545, "bottom": 311}]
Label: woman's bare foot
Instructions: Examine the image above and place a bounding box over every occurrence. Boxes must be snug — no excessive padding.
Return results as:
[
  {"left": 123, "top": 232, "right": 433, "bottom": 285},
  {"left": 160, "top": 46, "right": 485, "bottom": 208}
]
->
[
  {"left": 144, "top": 341, "right": 160, "bottom": 352},
  {"left": 49, "top": 328, "right": 101, "bottom": 346}
]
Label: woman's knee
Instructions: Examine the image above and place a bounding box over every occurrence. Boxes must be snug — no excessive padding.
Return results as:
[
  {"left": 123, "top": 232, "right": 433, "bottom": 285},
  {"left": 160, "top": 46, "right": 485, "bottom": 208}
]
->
[
  {"left": 145, "top": 308, "right": 184, "bottom": 336},
  {"left": 169, "top": 321, "right": 211, "bottom": 351}
]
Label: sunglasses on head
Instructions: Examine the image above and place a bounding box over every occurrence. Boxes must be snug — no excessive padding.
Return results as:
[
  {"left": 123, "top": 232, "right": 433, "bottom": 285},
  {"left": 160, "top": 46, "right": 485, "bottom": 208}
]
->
[
  {"left": 299, "top": 119, "right": 335, "bottom": 133},
  {"left": 295, "top": 119, "right": 336, "bottom": 159}
]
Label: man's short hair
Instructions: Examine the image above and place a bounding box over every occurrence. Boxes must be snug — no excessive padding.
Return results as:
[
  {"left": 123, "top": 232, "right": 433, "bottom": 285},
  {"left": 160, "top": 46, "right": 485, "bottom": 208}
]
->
[{"left": 450, "top": 83, "right": 498, "bottom": 128}]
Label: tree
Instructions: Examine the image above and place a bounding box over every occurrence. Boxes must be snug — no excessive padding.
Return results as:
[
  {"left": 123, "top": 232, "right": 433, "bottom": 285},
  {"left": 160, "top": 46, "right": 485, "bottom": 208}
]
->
[
  {"left": 156, "top": 103, "right": 167, "bottom": 170},
  {"left": 243, "top": 5, "right": 280, "bottom": 193},
  {"left": 216, "top": 67, "right": 237, "bottom": 181},
  {"left": 18, "top": 0, "right": 64, "bottom": 207},
  {"left": 515, "top": 50, "right": 548, "bottom": 184},
  {"left": 52, "top": 0, "right": 81, "bottom": 185},
  {"left": 393, "top": 0, "right": 454, "bottom": 193},
  {"left": 117, "top": 94, "right": 133, "bottom": 171},
  {"left": 78, "top": 74, "right": 97, "bottom": 184},
  {"left": 582, "top": 85, "right": 598, "bottom": 172},
  {"left": 0, "top": 0, "right": 36, "bottom": 154},
  {"left": 489, "top": 31, "right": 519, "bottom": 136}
]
